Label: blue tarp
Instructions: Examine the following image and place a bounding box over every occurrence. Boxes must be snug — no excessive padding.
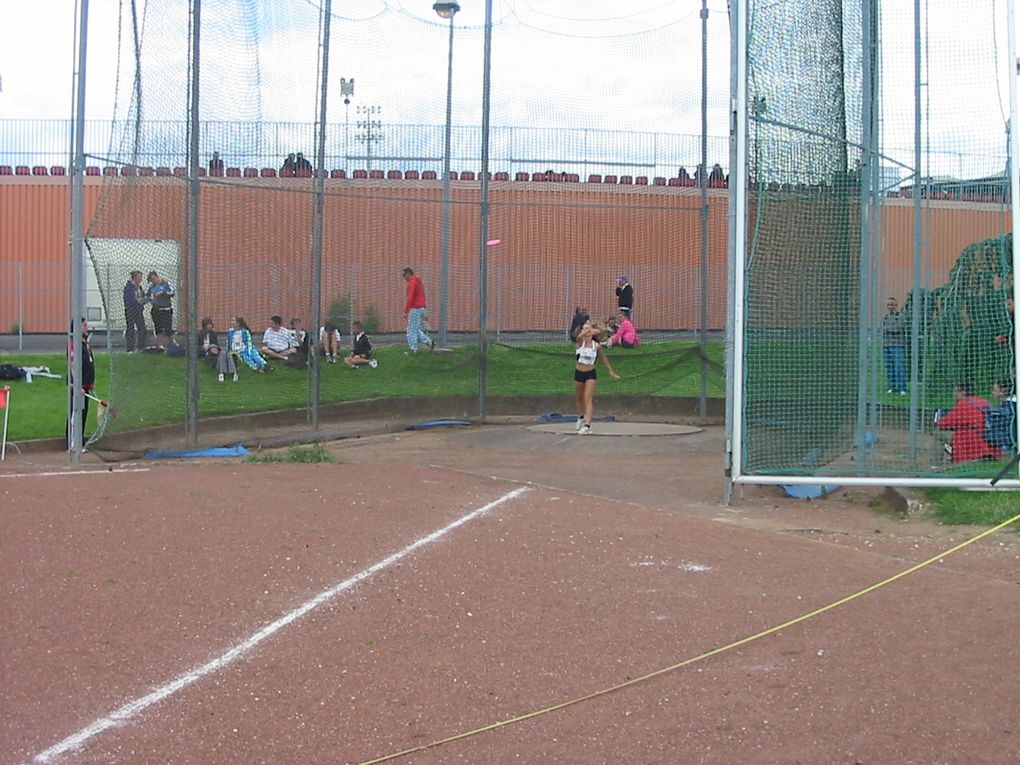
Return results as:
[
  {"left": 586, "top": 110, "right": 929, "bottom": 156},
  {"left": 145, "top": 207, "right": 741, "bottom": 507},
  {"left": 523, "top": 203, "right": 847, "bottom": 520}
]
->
[
  {"left": 144, "top": 444, "right": 250, "bottom": 459},
  {"left": 406, "top": 419, "right": 472, "bottom": 430},
  {"left": 779, "top": 484, "right": 841, "bottom": 500}
]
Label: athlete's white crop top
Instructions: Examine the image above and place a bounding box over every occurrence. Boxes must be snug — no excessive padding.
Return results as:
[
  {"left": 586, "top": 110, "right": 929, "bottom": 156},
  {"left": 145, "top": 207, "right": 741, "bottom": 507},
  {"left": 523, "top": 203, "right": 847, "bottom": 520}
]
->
[{"left": 575, "top": 340, "right": 599, "bottom": 366}]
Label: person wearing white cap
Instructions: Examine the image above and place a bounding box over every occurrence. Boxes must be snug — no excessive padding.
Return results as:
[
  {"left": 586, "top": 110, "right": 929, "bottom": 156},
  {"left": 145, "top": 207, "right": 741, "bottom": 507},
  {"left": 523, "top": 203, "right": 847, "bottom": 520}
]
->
[{"left": 615, "top": 274, "right": 633, "bottom": 317}]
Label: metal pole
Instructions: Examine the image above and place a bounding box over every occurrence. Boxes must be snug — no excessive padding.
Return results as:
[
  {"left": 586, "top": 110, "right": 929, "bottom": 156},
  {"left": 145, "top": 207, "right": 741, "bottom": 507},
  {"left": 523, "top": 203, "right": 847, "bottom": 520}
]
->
[
  {"left": 1008, "top": 0, "right": 1019, "bottom": 472},
  {"left": 309, "top": 0, "right": 332, "bottom": 430},
  {"left": 725, "top": 0, "right": 749, "bottom": 498},
  {"left": 185, "top": 0, "right": 201, "bottom": 446},
  {"left": 478, "top": 0, "right": 493, "bottom": 420},
  {"left": 68, "top": 0, "right": 89, "bottom": 464},
  {"left": 438, "top": 13, "right": 456, "bottom": 349},
  {"left": 17, "top": 263, "right": 23, "bottom": 351},
  {"left": 907, "top": 0, "right": 923, "bottom": 458},
  {"left": 698, "top": 0, "right": 709, "bottom": 420},
  {"left": 855, "top": 0, "right": 876, "bottom": 467}
]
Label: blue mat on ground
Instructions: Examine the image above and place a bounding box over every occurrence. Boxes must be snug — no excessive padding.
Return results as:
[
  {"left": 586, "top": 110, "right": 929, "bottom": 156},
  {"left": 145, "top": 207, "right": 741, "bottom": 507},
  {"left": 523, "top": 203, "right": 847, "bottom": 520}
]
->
[
  {"left": 779, "top": 484, "right": 841, "bottom": 500},
  {"left": 406, "top": 419, "right": 472, "bottom": 430},
  {"left": 144, "top": 444, "right": 250, "bottom": 459},
  {"left": 539, "top": 412, "right": 616, "bottom": 423}
]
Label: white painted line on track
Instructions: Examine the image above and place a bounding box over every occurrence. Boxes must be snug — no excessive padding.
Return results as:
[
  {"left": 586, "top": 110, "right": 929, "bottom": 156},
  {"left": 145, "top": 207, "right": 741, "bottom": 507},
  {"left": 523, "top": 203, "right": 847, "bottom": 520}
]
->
[
  {"left": 26, "top": 485, "right": 531, "bottom": 764},
  {"left": 1, "top": 468, "right": 150, "bottom": 479}
]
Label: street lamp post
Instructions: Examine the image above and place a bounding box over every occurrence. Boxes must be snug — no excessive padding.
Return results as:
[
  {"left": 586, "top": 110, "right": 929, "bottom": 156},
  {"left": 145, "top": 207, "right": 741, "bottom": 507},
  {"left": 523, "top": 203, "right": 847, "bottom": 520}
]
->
[{"left": 434, "top": 1, "right": 459, "bottom": 348}]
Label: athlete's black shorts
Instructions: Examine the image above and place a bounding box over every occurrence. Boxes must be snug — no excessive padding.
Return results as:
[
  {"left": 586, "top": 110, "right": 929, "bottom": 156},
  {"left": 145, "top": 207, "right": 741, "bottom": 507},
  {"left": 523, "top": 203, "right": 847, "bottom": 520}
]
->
[{"left": 574, "top": 367, "right": 597, "bottom": 383}]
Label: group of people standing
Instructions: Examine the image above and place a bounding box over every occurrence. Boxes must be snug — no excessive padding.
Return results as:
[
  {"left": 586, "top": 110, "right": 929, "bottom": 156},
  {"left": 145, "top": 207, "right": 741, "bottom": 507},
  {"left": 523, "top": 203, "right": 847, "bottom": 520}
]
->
[{"left": 123, "top": 270, "right": 175, "bottom": 352}]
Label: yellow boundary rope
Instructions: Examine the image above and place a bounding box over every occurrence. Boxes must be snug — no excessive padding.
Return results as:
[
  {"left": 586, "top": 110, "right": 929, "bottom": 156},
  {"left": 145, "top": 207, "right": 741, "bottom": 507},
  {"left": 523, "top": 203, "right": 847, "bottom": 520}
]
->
[{"left": 359, "top": 512, "right": 1020, "bottom": 765}]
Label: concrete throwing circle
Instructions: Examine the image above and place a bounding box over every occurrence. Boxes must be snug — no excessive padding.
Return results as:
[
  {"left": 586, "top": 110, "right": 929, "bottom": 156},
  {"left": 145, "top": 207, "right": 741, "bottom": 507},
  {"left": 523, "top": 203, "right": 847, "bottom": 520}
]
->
[{"left": 528, "top": 422, "right": 703, "bottom": 437}]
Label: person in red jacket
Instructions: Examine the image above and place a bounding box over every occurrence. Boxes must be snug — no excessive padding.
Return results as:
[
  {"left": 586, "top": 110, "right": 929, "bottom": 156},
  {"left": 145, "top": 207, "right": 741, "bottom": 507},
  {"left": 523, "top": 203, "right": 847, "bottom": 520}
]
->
[
  {"left": 402, "top": 267, "right": 434, "bottom": 353},
  {"left": 936, "top": 381, "right": 998, "bottom": 463}
]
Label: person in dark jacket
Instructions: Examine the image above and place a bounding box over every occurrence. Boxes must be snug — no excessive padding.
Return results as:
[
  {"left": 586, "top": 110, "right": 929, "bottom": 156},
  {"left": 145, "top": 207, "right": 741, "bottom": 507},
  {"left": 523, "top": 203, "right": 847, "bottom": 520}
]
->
[
  {"left": 122, "top": 270, "right": 147, "bottom": 352},
  {"left": 344, "top": 321, "right": 378, "bottom": 368},
  {"left": 615, "top": 275, "right": 634, "bottom": 317},
  {"left": 568, "top": 306, "right": 589, "bottom": 342},
  {"left": 66, "top": 319, "right": 96, "bottom": 445}
]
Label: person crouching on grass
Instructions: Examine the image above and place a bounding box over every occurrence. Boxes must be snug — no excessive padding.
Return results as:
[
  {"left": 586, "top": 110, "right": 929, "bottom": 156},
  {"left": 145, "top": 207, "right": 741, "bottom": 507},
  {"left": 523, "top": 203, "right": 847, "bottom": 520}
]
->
[
  {"left": 344, "top": 321, "right": 378, "bottom": 369},
  {"left": 574, "top": 321, "right": 619, "bottom": 435}
]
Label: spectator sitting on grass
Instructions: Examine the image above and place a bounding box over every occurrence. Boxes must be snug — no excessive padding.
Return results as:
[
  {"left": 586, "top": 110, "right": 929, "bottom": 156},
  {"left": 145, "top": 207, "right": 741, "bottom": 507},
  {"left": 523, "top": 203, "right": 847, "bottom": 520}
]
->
[
  {"left": 607, "top": 311, "right": 640, "bottom": 348},
  {"left": 262, "top": 315, "right": 297, "bottom": 361},
  {"left": 228, "top": 316, "right": 267, "bottom": 373},
  {"left": 320, "top": 322, "right": 342, "bottom": 363},
  {"left": 986, "top": 378, "right": 1017, "bottom": 452},
  {"left": 200, "top": 317, "right": 238, "bottom": 381},
  {"left": 935, "top": 380, "right": 998, "bottom": 463},
  {"left": 344, "top": 321, "right": 378, "bottom": 369}
]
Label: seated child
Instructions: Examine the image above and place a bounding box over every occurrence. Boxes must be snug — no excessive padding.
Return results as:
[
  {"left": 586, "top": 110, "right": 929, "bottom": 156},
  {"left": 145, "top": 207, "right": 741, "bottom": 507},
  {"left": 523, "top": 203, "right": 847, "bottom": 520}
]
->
[{"left": 344, "top": 321, "right": 378, "bottom": 369}]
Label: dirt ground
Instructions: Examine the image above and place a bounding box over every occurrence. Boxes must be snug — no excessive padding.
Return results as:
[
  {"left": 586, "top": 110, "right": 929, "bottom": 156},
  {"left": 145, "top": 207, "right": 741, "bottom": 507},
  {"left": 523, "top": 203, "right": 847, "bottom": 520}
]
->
[{"left": 2, "top": 422, "right": 1018, "bottom": 765}]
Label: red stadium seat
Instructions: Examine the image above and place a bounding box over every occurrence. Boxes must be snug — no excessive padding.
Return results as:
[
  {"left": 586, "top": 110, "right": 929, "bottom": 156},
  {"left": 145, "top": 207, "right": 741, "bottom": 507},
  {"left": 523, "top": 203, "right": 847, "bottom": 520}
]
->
[
  {"left": 667, "top": 177, "right": 681, "bottom": 186},
  {"left": 103, "top": 166, "right": 117, "bottom": 176},
  {"left": 404, "top": 169, "right": 420, "bottom": 180},
  {"left": 51, "top": 166, "right": 68, "bottom": 176},
  {"left": 565, "top": 173, "right": 580, "bottom": 182},
  {"left": 0, "top": 166, "right": 12, "bottom": 175},
  {"left": 138, "top": 167, "right": 155, "bottom": 176},
  {"left": 32, "top": 166, "right": 48, "bottom": 176},
  {"left": 653, "top": 176, "right": 666, "bottom": 186},
  {"left": 352, "top": 169, "right": 368, "bottom": 179},
  {"left": 197, "top": 167, "right": 207, "bottom": 177},
  {"left": 85, "top": 166, "right": 99, "bottom": 176},
  {"left": 369, "top": 169, "right": 384, "bottom": 179},
  {"left": 531, "top": 172, "right": 546, "bottom": 181},
  {"left": 243, "top": 167, "right": 258, "bottom": 177},
  {"left": 515, "top": 172, "right": 529, "bottom": 181},
  {"left": 603, "top": 174, "right": 617, "bottom": 184},
  {"left": 279, "top": 168, "right": 295, "bottom": 178},
  {"left": 493, "top": 171, "right": 509, "bottom": 181},
  {"left": 328, "top": 169, "right": 344, "bottom": 178},
  {"left": 587, "top": 174, "right": 602, "bottom": 183},
  {"left": 15, "top": 166, "right": 30, "bottom": 175},
  {"left": 155, "top": 167, "right": 172, "bottom": 176},
  {"left": 422, "top": 170, "right": 437, "bottom": 180},
  {"left": 295, "top": 168, "right": 312, "bottom": 178},
  {"left": 635, "top": 176, "right": 648, "bottom": 185},
  {"left": 459, "top": 170, "right": 475, "bottom": 181},
  {"left": 225, "top": 167, "right": 241, "bottom": 177},
  {"left": 209, "top": 167, "right": 224, "bottom": 177},
  {"left": 387, "top": 170, "right": 402, "bottom": 179},
  {"left": 619, "top": 175, "right": 633, "bottom": 185},
  {"left": 120, "top": 166, "right": 137, "bottom": 176},
  {"left": 172, "top": 167, "right": 187, "bottom": 177}
]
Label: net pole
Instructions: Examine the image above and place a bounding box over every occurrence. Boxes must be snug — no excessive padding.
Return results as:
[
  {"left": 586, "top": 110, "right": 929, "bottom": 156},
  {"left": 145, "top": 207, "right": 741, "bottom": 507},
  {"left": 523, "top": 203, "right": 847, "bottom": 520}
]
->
[
  {"left": 477, "top": 0, "right": 494, "bottom": 421},
  {"left": 698, "top": 0, "right": 709, "bottom": 420},
  {"left": 309, "top": 0, "right": 332, "bottom": 430},
  {"left": 17, "top": 263, "right": 23, "bottom": 351},
  {"left": 725, "top": 0, "right": 749, "bottom": 497},
  {"left": 185, "top": 0, "right": 201, "bottom": 446},
  {"left": 1009, "top": 0, "right": 1020, "bottom": 476},
  {"left": 855, "top": 0, "right": 877, "bottom": 467},
  {"left": 907, "top": 0, "right": 923, "bottom": 458},
  {"left": 68, "top": 0, "right": 90, "bottom": 464},
  {"left": 438, "top": 11, "right": 456, "bottom": 349}
]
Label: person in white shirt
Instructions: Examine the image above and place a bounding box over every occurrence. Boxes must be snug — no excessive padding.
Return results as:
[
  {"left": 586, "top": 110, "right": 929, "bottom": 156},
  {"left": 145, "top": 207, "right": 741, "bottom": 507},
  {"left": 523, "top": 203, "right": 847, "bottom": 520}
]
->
[
  {"left": 262, "top": 315, "right": 297, "bottom": 361},
  {"left": 319, "top": 322, "right": 342, "bottom": 363}
]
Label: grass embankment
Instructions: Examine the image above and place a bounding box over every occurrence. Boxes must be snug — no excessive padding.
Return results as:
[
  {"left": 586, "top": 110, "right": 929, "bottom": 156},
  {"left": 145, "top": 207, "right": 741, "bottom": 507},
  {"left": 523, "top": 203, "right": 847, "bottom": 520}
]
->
[{"left": 1, "top": 340, "right": 724, "bottom": 441}]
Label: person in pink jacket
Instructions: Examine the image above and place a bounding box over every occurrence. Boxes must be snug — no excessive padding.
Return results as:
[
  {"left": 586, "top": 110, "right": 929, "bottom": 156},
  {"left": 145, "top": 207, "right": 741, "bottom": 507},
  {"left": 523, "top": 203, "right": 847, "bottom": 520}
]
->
[{"left": 607, "top": 312, "right": 640, "bottom": 348}]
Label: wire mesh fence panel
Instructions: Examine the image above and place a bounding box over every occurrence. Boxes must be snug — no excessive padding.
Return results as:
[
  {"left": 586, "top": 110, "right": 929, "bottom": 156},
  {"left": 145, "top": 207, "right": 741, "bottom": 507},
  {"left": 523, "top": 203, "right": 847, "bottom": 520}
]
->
[
  {"left": 74, "top": 1, "right": 730, "bottom": 449},
  {"left": 736, "top": 0, "right": 1015, "bottom": 484}
]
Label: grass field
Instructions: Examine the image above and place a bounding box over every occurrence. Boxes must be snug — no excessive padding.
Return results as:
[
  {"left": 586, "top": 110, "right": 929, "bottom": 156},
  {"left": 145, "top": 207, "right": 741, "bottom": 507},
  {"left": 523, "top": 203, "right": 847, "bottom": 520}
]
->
[{"left": 1, "top": 340, "right": 725, "bottom": 441}]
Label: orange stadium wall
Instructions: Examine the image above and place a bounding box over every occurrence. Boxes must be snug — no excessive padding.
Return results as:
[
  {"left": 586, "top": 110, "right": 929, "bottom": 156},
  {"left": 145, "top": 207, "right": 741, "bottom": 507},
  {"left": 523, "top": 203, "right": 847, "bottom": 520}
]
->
[{"left": 0, "top": 176, "right": 1010, "bottom": 334}]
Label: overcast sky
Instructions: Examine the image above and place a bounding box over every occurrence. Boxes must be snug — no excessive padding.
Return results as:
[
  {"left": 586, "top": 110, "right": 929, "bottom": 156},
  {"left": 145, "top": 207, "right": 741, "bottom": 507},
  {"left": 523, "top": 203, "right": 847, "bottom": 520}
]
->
[{"left": 0, "top": 0, "right": 1015, "bottom": 179}]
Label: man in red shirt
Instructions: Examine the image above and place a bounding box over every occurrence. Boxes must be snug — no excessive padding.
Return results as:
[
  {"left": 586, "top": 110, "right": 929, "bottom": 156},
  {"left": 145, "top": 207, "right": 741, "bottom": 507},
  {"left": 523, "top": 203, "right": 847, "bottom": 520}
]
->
[
  {"left": 936, "top": 381, "right": 998, "bottom": 463},
  {"left": 402, "top": 267, "right": 435, "bottom": 353}
]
